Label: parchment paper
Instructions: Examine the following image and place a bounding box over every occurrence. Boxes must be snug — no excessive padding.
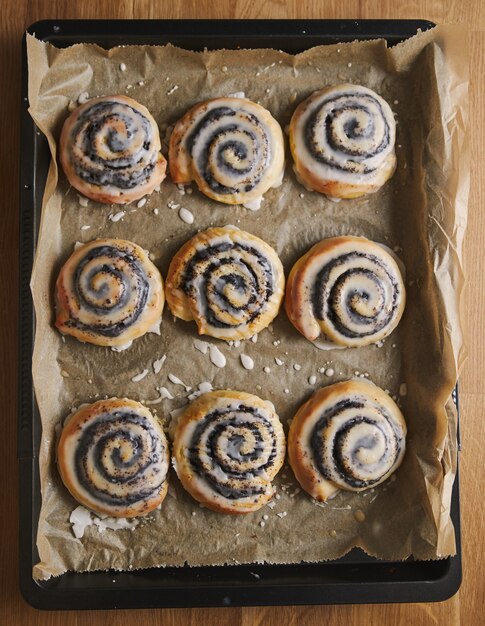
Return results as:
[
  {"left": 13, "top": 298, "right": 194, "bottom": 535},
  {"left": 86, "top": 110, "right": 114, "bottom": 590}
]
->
[{"left": 27, "top": 24, "right": 469, "bottom": 580}]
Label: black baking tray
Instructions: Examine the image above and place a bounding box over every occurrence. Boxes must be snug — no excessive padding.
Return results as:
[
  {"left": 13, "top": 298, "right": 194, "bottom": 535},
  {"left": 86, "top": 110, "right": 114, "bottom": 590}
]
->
[{"left": 19, "top": 19, "right": 461, "bottom": 610}]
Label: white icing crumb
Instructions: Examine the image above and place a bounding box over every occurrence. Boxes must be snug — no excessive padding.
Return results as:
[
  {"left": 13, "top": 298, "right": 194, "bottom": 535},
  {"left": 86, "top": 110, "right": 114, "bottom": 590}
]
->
[
  {"left": 188, "top": 381, "right": 213, "bottom": 401},
  {"left": 309, "top": 375, "right": 317, "bottom": 385},
  {"left": 209, "top": 345, "right": 226, "bottom": 368},
  {"left": 167, "top": 200, "right": 180, "bottom": 210},
  {"left": 176, "top": 184, "right": 186, "bottom": 195},
  {"left": 144, "top": 386, "right": 173, "bottom": 404},
  {"left": 111, "top": 340, "right": 133, "bottom": 352},
  {"left": 80, "top": 225, "right": 90, "bottom": 231},
  {"left": 272, "top": 340, "right": 280, "bottom": 346},
  {"left": 168, "top": 374, "right": 191, "bottom": 391},
  {"left": 228, "top": 91, "right": 246, "bottom": 99},
  {"left": 194, "top": 339, "right": 209, "bottom": 354},
  {"left": 137, "top": 198, "right": 147, "bottom": 208},
  {"left": 119, "top": 62, "right": 127, "bottom": 71},
  {"left": 154, "top": 185, "right": 160, "bottom": 192},
  {"left": 167, "top": 85, "right": 179, "bottom": 95},
  {"left": 260, "top": 521, "right": 265, "bottom": 528},
  {"left": 293, "top": 363, "right": 301, "bottom": 371},
  {"left": 243, "top": 196, "right": 263, "bottom": 211},
  {"left": 153, "top": 208, "right": 159, "bottom": 215},
  {"left": 131, "top": 369, "right": 149, "bottom": 383},
  {"left": 251, "top": 334, "right": 258, "bottom": 343},
  {"left": 78, "top": 195, "right": 89, "bottom": 207},
  {"left": 78, "top": 92, "right": 89, "bottom": 104},
  {"left": 318, "top": 367, "right": 325, "bottom": 373},
  {"left": 94, "top": 516, "right": 138, "bottom": 533},
  {"left": 263, "top": 366, "right": 271, "bottom": 374},
  {"left": 284, "top": 388, "right": 289, "bottom": 394},
  {"left": 325, "top": 368, "right": 335, "bottom": 377},
  {"left": 153, "top": 355, "right": 167, "bottom": 374},
  {"left": 240, "top": 354, "right": 254, "bottom": 370},
  {"left": 70, "top": 506, "right": 93, "bottom": 539},
  {"left": 263, "top": 514, "right": 269, "bottom": 521},
  {"left": 234, "top": 340, "right": 241, "bottom": 348},
  {"left": 348, "top": 62, "right": 352, "bottom": 68},
  {"left": 61, "top": 370, "right": 70, "bottom": 378},
  {"left": 399, "top": 383, "right": 408, "bottom": 396},
  {"left": 179, "top": 207, "right": 194, "bottom": 224},
  {"left": 266, "top": 500, "right": 276, "bottom": 509},
  {"left": 222, "top": 65, "right": 228, "bottom": 72},
  {"left": 109, "top": 211, "right": 125, "bottom": 222},
  {"left": 275, "top": 357, "right": 284, "bottom": 366},
  {"left": 299, "top": 193, "right": 305, "bottom": 198}
]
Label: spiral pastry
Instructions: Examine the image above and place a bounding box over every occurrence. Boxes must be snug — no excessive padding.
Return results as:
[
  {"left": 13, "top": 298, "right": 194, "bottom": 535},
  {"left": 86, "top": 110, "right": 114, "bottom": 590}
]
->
[
  {"left": 165, "top": 226, "right": 285, "bottom": 341},
  {"left": 169, "top": 97, "right": 285, "bottom": 205},
  {"left": 285, "top": 236, "right": 405, "bottom": 347},
  {"left": 290, "top": 84, "right": 396, "bottom": 198},
  {"left": 57, "top": 398, "right": 170, "bottom": 517},
  {"left": 55, "top": 238, "right": 165, "bottom": 347},
  {"left": 173, "top": 390, "right": 285, "bottom": 514},
  {"left": 288, "top": 380, "right": 406, "bottom": 501},
  {"left": 59, "top": 95, "right": 167, "bottom": 204}
]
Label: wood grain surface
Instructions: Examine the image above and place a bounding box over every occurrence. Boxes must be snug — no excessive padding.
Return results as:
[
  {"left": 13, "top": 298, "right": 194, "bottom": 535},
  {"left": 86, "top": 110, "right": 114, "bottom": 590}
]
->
[{"left": 2, "top": 1, "right": 483, "bottom": 624}]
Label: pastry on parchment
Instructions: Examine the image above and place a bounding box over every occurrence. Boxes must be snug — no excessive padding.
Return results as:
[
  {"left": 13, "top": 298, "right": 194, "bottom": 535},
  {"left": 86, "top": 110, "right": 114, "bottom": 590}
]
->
[
  {"left": 169, "top": 96, "right": 285, "bottom": 205},
  {"left": 59, "top": 95, "right": 166, "bottom": 204},
  {"left": 55, "top": 238, "right": 164, "bottom": 347},
  {"left": 57, "top": 398, "right": 170, "bottom": 518},
  {"left": 173, "top": 390, "right": 286, "bottom": 514},
  {"left": 288, "top": 379, "right": 406, "bottom": 502},
  {"left": 165, "top": 226, "right": 285, "bottom": 341},
  {"left": 285, "top": 236, "right": 405, "bottom": 348},
  {"left": 289, "top": 84, "right": 396, "bottom": 199}
]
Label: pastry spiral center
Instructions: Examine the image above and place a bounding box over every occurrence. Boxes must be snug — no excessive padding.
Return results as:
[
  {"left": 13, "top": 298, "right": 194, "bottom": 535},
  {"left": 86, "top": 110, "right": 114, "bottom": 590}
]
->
[
  {"left": 75, "top": 411, "right": 166, "bottom": 506},
  {"left": 70, "top": 245, "right": 149, "bottom": 337},
  {"left": 183, "top": 241, "right": 274, "bottom": 330},
  {"left": 306, "top": 93, "right": 392, "bottom": 174},
  {"left": 188, "top": 406, "right": 278, "bottom": 500},
  {"left": 313, "top": 252, "right": 399, "bottom": 340},
  {"left": 311, "top": 399, "right": 403, "bottom": 489},
  {"left": 186, "top": 107, "right": 270, "bottom": 195},
  {"left": 70, "top": 101, "right": 157, "bottom": 189}
]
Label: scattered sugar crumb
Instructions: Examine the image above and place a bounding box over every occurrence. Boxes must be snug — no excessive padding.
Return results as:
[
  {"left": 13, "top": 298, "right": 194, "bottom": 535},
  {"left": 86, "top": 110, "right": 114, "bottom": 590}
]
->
[
  {"left": 251, "top": 334, "right": 258, "bottom": 343},
  {"left": 137, "top": 198, "right": 147, "bottom": 208},
  {"left": 131, "top": 369, "right": 149, "bottom": 383},
  {"left": 179, "top": 207, "right": 194, "bottom": 224},
  {"left": 119, "top": 62, "right": 127, "bottom": 71},
  {"left": 78, "top": 92, "right": 89, "bottom": 104},
  {"left": 78, "top": 195, "right": 89, "bottom": 207},
  {"left": 325, "top": 368, "right": 335, "bottom": 377},
  {"left": 263, "top": 366, "right": 271, "bottom": 374},
  {"left": 153, "top": 208, "right": 159, "bottom": 215},
  {"left": 284, "top": 388, "right": 289, "bottom": 394},
  {"left": 167, "top": 85, "right": 179, "bottom": 95},
  {"left": 109, "top": 211, "right": 125, "bottom": 222},
  {"left": 152, "top": 355, "right": 166, "bottom": 374},
  {"left": 293, "top": 363, "right": 301, "bottom": 371},
  {"left": 309, "top": 375, "right": 317, "bottom": 385},
  {"left": 240, "top": 354, "right": 254, "bottom": 370}
]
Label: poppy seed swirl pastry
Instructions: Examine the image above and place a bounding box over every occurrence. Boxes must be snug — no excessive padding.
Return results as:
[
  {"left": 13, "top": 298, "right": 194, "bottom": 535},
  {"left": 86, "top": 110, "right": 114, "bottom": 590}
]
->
[
  {"left": 165, "top": 226, "right": 285, "bottom": 340},
  {"left": 285, "top": 236, "right": 405, "bottom": 347},
  {"left": 289, "top": 84, "right": 396, "bottom": 198},
  {"left": 55, "top": 238, "right": 165, "bottom": 347},
  {"left": 57, "top": 398, "right": 170, "bottom": 517},
  {"left": 288, "top": 380, "right": 406, "bottom": 501},
  {"left": 173, "top": 390, "right": 286, "bottom": 514},
  {"left": 59, "top": 95, "right": 167, "bottom": 204},
  {"left": 169, "top": 97, "right": 285, "bottom": 205}
]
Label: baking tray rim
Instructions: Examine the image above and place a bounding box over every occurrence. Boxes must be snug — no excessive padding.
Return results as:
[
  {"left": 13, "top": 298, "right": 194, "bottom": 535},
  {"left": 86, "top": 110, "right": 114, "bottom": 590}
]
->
[{"left": 19, "top": 18, "right": 461, "bottom": 610}]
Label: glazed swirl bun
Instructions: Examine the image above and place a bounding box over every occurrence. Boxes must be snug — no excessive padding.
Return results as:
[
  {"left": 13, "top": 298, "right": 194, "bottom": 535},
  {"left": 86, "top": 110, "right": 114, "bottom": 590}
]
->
[
  {"left": 285, "top": 236, "right": 405, "bottom": 347},
  {"left": 165, "top": 226, "right": 285, "bottom": 340},
  {"left": 173, "top": 390, "right": 285, "bottom": 514},
  {"left": 55, "top": 238, "right": 164, "bottom": 347},
  {"left": 59, "top": 95, "right": 167, "bottom": 204},
  {"left": 169, "top": 97, "right": 285, "bottom": 205},
  {"left": 288, "top": 380, "right": 406, "bottom": 501},
  {"left": 57, "top": 398, "right": 170, "bottom": 517},
  {"left": 290, "top": 84, "right": 396, "bottom": 198}
]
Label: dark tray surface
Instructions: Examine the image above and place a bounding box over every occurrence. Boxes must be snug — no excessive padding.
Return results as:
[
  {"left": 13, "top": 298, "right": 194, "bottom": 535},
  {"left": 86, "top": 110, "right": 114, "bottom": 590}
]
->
[{"left": 19, "top": 18, "right": 461, "bottom": 610}]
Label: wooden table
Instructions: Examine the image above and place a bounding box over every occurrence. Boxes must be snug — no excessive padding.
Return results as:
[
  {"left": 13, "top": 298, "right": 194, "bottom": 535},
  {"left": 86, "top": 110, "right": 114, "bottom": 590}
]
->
[{"left": 2, "top": 2, "right": 483, "bottom": 624}]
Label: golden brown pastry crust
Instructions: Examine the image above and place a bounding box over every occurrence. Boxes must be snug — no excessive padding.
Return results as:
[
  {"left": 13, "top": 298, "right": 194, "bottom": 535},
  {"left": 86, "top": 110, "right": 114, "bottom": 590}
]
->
[
  {"left": 57, "top": 398, "right": 170, "bottom": 517},
  {"left": 165, "top": 226, "right": 285, "bottom": 340},
  {"left": 169, "top": 97, "right": 284, "bottom": 204},
  {"left": 289, "top": 84, "right": 396, "bottom": 199},
  {"left": 288, "top": 380, "right": 407, "bottom": 501},
  {"left": 173, "top": 390, "right": 286, "bottom": 514},
  {"left": 285, "top": 236, "right": 406, "bottom": 347},
  {"left": 59, "top": 95, "right": 166, "bottom": 204},
  {"left": 55, "top": 238, "right": 165, "bottom": 347}
]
